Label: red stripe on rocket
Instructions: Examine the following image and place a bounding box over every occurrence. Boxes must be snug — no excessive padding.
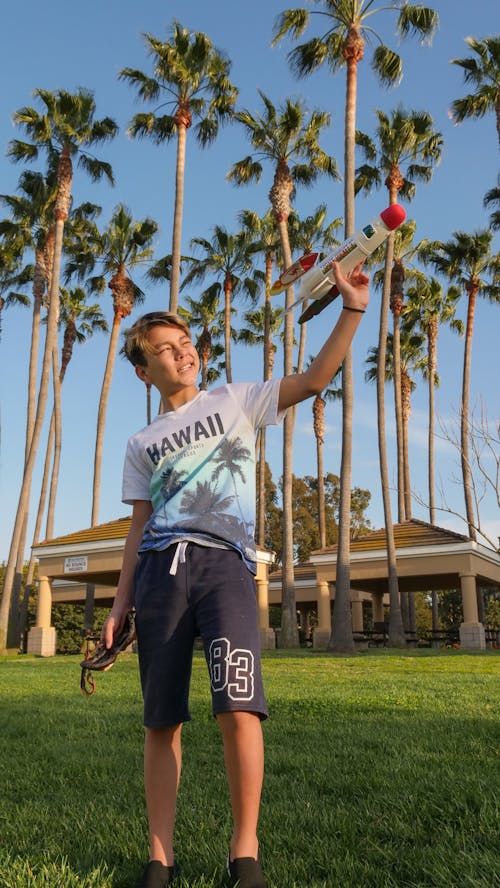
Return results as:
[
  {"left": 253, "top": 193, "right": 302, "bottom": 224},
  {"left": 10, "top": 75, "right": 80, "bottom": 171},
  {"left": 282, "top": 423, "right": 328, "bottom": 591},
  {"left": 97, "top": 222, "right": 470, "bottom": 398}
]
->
[{"left": 269, "top": 252, "right": 318, "bottom": 295}]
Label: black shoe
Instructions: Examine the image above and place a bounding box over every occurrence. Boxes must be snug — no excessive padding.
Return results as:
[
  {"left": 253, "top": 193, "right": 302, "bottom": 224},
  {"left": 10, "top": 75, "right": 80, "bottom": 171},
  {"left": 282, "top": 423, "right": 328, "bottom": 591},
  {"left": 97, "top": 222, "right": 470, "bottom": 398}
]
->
[
  {"left": 227, "top": 853, "right": 267, "bottom": 888},
  {"left": 136, "top": 860, "right": 179, "bottom": 888}
]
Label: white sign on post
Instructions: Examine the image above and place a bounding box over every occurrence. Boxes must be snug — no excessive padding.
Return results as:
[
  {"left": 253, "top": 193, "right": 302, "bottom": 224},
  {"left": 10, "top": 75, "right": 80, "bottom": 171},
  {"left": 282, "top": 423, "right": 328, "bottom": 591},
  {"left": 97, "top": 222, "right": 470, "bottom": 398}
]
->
[{"left": 64, "top": 556, "right": 88, "bottom": 574}]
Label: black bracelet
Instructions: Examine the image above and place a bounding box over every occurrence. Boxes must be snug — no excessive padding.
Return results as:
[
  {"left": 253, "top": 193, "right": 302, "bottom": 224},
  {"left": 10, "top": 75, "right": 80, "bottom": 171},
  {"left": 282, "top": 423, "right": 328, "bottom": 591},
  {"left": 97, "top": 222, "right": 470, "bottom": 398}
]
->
[{"left": 342, "top": 305, "right": 365, "bottom": 314}]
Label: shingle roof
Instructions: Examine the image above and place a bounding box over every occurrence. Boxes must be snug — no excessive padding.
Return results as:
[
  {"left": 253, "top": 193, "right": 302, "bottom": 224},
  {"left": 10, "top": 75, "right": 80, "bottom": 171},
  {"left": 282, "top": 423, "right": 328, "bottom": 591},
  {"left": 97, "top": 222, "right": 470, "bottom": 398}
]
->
[
  {"left": 313, "top": 519, "right": 469, "bottom": 554},
  {"left": 35, "top": 516, "right": 132, "bottom": 549}
]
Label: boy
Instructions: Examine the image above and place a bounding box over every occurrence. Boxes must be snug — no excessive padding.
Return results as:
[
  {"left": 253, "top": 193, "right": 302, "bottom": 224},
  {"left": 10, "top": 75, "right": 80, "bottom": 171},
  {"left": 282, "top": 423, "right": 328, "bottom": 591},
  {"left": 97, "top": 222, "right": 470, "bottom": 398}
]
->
[{"left": 102, "top": 261, "right": 369, "bottom": 888}]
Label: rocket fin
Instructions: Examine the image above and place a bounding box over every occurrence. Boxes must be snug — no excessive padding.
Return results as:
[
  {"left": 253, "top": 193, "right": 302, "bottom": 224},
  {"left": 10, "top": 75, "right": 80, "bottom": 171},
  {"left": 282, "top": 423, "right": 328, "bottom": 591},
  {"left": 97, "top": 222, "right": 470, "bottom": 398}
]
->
[{"left": 270, "top": 252, "right": 318, "bottom": 295}]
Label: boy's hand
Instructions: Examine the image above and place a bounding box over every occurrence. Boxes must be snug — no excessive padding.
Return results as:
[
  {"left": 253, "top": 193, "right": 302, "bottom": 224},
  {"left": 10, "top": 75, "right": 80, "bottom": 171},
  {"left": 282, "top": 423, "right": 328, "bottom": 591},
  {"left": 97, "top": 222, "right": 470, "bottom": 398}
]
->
[
  {"left": 333, "top": 261, "right": 369, "bottom": 312},
  {"left": 101, "top": 606, "right": 129, "bottom": 649}
]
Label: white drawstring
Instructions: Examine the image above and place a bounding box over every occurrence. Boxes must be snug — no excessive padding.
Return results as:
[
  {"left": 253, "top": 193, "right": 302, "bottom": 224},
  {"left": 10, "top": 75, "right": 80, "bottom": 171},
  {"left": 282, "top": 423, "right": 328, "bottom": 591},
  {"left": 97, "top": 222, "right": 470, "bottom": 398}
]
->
[{"left": 169, "top": 540, "right": 188, "bottom": 575}]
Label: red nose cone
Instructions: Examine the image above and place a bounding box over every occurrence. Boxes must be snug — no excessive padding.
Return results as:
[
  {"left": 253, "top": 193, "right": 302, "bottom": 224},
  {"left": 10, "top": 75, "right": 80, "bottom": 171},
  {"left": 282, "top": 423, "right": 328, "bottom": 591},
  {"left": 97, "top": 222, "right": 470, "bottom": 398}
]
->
[{"left": 380, "top": 204, "right": 406, "bottom": 230}]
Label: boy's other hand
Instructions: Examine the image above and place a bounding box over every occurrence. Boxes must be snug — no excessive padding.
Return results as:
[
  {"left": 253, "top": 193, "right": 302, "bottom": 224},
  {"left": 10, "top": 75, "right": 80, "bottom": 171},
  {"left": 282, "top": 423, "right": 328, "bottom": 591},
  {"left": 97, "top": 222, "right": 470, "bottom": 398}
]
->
[{"left": 102, "top": 608, "right": 128, "bottom": 649}]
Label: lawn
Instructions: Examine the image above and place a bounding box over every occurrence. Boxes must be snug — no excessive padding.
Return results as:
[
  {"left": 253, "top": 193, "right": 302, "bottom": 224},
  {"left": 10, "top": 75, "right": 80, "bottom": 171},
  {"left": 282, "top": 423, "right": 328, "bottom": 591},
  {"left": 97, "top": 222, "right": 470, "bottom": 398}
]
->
[{"left": 1, "top": 649, "right": 498, "bottom": 887}]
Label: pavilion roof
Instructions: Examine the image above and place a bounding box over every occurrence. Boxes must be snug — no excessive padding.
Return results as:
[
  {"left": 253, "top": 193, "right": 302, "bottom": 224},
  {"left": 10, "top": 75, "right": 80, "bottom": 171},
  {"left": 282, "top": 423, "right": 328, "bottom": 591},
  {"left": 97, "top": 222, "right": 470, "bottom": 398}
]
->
[{"left": 312, "top": 519, "right": 470, "bottom": 555}]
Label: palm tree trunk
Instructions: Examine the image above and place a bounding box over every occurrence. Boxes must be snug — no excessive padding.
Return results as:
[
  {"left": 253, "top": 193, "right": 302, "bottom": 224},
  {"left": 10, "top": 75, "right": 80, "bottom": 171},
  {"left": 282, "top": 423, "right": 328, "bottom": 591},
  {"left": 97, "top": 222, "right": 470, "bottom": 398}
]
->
[
  {"left": 431, "top": 590, "right": 439, "bottom": 634},
  {"left": 170, "top": 121, "right": 187, "bottom": 313},
  {"left": 317, "top": 436, "right": 326, "bottom": 549},
  {"left": 461, "top": 288, "right": 477, "bottom": 540},
  {"left": 45, "top": 343, "right": 62, "bottom": 539},
  {"left": 427, "top": 325, "right": 437, "bottom": 524},
  {"left": 296, "top": 319, "right": 308, "bottom": 375},
  {"left": 329, "top": 41, "right": 361, "bottom": 653},
  {"left": 256, "top": 255, "right": 273, "bottom": 549},
  {"left": 377, "top": 235, "right": 406, "bottom": 647},
  {"left": 278, "top": 217, "right": 299, "bottom": 647},
  {"left": 224, "top": 278, "right": 233, "bottom": 383},
  {"left": 401, "top": 370, "right": 412, "bottom": 521},
  {"left": 9, "top": 274, "right": 45, "bottom": 649},
  {"left": 392, "top": 317, "right": 406, "bottom": 521},
  {"left": 20, "top": 422, "right": 56, "bottom": 650},
  {"left": 329, "top": 347, "right": 355, "bottom": 651},
  {"left": 92, "top": 312, "right": 122, "bottom": 526},
  {"left": 256, "top": 428, "right": 266, "bottom": 549}
]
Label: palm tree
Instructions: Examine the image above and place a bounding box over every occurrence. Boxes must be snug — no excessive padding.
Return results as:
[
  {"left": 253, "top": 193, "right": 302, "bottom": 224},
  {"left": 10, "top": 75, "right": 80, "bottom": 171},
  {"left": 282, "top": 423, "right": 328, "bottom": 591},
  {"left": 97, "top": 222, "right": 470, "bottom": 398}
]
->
[
  {"left": 3, "top": 185, "right": 102, "bottom": 644},
  {"left": 403, "top": 272, "right": 463, "bottom": 524},
  {"left": 120, "top": 20, "right": 238, "bottom": 311},
  {"left": 273, "top": 0, "right": 438, "bottom": 652},
  {"left": 0, "top": 240, "right": 31, "bottom": 336},
  {"left": 16, "top": 289, "right": 108, "bottom": 649},
  {"left": 310, "top": 368, "right": 342, "bottom": 549},
  {"left": 355, "top": 106, "right": 441, "bottom": 643},
  {"left": 65, "top": 203, "right": 158, "bottom": 526},
  {"left": 450, "top": 36, "right": 500, "bottom": 149},
  {"left": 238, "top": 208, "right": 284, "bottom": 548},
  {"left": 365, "top": 325, "right": 425, "bottom": 630},
  {"left": 229, "top": 90, "right": 339, "bottom": 647},
  {"left": 423, "top": 231, "right": 500, "bottom": 540},
  {"left": 356, "top": 107, "right": 442, "bottom": 523},
  {"left": 238, "top": 304, "right": 284, "bottom": 547},
  {"left": 484, "top": 176, "right": 500, "bottom": 231},
  {"left": 239, "top": 208, "right": 282, "bottom": 384},
  {"left": 1, "top": 169, "right": 57, "bottom": 457},
  {"left": 180, "top": 226, "right": 262, "bottom": 383},
  {"left": 287, "top": 204, "right": 342, "bottom": 374},
  {"left": 178, "top": 287, "right": 224, "bottom": 389},
  {"left": 1, "top": 165, "right": 66, "bottom": 647},
  {"left": 46, "top": 288, "right": 109, "bottom": 538},
  {"left": 0, "top": 88, "right": 117, "bottom": 652},
  {"left": 370, "top": 219, "right": 420, "bottom": 518},
  {"left": 238, "top": 306, "right": 284, "bottom": 381}
]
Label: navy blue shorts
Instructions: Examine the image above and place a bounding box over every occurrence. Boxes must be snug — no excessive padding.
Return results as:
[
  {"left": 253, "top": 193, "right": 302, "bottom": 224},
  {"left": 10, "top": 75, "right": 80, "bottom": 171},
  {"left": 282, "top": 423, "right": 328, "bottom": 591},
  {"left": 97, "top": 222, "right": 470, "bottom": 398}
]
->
[{"left": 133, "top": 543, "right": 268, "bottom": 728}]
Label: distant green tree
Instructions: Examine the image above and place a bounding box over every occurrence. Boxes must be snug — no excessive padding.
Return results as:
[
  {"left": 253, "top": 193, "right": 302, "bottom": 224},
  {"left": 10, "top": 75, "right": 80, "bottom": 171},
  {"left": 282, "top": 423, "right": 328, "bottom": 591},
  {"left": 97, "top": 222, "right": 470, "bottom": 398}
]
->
[
  {"left": 266, "top": 472, "right": 371, "bottom": 565},
  {"left": 52, "top": 604, "right": 110, "bottom": 654},
  {"left": 439, "top": 590, "right": 463, "bottom": 632}
]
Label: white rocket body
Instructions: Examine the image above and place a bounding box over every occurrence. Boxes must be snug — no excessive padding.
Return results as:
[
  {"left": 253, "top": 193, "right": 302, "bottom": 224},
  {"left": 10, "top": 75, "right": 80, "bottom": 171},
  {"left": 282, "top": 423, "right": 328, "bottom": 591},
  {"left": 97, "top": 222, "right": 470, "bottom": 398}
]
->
[{"left": 296, "top": 204, "right": 406, "bottom": 303}]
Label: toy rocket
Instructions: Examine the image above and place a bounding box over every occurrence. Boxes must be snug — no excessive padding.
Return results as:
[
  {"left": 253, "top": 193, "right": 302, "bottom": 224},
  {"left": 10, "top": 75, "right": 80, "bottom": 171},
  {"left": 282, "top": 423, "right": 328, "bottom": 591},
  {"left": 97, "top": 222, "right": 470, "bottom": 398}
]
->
[{"left": 270, "top": 204, "right": 406, "bottom": 324}]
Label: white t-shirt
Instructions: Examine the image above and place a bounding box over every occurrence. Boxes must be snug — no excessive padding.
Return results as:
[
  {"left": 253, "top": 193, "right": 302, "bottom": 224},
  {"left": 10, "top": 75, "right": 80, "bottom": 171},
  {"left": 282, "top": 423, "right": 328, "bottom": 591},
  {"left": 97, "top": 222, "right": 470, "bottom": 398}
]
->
[{"left": 122, "top": 379, "right": 284, "bottom": 573}]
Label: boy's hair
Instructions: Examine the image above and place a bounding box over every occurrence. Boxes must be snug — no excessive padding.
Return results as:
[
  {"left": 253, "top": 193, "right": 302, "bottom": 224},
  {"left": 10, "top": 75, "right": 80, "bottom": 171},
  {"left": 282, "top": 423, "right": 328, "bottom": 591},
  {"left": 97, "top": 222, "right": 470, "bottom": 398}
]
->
[{"left": 123, "top": 311, "right": 192, "bottom": 367}]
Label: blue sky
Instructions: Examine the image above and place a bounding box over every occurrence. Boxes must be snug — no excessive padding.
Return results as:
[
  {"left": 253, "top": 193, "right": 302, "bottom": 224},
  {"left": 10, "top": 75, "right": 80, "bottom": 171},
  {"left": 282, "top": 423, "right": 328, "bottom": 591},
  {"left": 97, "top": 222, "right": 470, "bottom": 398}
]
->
[{"left": 0, "top": 0, "right": 499, "bottom": 562}]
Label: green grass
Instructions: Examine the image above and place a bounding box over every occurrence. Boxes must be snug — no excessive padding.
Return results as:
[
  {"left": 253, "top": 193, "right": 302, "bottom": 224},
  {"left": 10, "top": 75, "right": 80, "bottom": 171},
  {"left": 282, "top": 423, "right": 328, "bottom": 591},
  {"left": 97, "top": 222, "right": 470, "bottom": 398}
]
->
[{"left": 1, "top": 650, "right": 499, "bottom": 887}]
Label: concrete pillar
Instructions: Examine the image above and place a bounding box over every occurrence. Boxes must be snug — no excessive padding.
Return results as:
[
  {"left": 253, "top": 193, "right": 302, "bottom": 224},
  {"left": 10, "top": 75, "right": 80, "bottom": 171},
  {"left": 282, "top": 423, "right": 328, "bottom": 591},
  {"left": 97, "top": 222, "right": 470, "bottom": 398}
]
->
[
  {"left": 313, "top": 580, "right": 331, "bottom": 648},
  {"left": 255, "top": 575, "right": 275, "bottom": 650},
  {"left": 351, "top": 595, "right": 364, "bottom": 633},
  {"left": 459, "top": 572, "right": 485, "bottom": 650},
  {"left": 27, "top": 575, "right": 56, "bottom": 656}
]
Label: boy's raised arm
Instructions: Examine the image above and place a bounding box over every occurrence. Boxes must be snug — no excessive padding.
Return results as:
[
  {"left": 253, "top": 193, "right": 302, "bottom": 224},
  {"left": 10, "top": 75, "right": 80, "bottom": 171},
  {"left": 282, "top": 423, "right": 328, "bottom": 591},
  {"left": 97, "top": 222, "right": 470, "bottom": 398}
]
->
[{"left": 278, "top": 261, "right": 369, "bottom": 413}]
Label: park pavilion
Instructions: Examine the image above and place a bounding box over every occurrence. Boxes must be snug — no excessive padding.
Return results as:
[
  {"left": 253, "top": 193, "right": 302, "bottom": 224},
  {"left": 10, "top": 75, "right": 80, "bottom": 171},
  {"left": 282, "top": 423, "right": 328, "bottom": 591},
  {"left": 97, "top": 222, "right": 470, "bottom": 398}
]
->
[{"left": 28, "top": 517, "right": 499, "bottom": 655}]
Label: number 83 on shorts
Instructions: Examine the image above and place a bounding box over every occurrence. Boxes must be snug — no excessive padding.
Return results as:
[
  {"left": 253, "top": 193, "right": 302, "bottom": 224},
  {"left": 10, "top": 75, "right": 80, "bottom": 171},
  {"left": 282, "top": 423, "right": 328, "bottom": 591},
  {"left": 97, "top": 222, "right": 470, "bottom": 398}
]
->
[{"left": 209, "top": 637, "right": 255, "bottom": 702}]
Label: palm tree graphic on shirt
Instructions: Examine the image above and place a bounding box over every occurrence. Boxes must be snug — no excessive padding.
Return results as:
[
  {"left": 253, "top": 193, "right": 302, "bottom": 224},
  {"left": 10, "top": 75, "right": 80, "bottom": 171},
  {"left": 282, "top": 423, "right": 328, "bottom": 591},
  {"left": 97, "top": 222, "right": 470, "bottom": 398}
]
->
[
  {"left": 159, "top": 465, "right": 188, "bottom": 500},
  {"left": 175, "top": 436, "right": 252, "bottom": 546},
  {"left": 211, "top": 437, "right": 251, "bottom": 525}
]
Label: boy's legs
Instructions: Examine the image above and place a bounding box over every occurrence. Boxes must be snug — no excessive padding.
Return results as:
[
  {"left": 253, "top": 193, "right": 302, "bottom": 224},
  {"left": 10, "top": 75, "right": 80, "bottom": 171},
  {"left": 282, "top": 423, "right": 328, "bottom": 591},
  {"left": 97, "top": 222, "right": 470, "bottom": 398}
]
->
[
  {"left": 217, "top": 711, "right": 264, "bottom": 861},
  {"left": 191, "top": 545, "right": 268, "bottom": 875},
  {"left": 133, "top": 547, "right": 196, "bottom": 875},
  {"left": 144, "top": 724, "right": 182, "bottom": 866}
]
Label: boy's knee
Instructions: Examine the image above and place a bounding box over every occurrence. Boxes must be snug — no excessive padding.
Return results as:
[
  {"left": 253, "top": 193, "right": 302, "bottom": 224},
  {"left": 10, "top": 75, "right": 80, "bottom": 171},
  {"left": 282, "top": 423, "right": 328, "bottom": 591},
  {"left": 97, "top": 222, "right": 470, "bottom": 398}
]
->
[
  {"left": 216, "top": 711, "right": 262, "bottom": 735},
  {"left": 145, "top": 724, "right": 182, "bottom": 744}
]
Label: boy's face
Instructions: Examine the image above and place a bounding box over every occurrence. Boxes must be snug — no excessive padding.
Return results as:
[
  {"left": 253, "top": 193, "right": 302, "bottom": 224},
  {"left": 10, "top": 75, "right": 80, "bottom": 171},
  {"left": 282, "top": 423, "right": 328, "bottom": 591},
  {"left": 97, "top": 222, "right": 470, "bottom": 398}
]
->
[{"left": 135, "top": 324, "right": 200, "bottom": 405}]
